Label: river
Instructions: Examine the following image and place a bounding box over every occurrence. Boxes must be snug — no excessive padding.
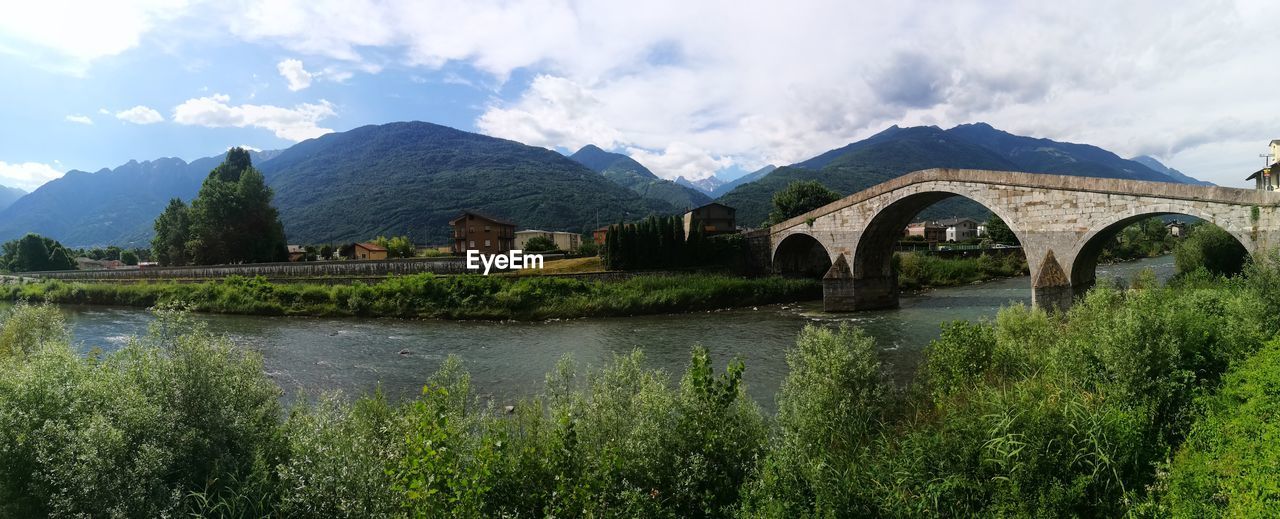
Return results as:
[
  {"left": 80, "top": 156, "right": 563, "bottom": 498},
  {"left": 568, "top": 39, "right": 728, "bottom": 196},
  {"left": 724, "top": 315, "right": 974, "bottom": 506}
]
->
[{"left": 8, "top": 256, "right": 1175, "bottom": 410}]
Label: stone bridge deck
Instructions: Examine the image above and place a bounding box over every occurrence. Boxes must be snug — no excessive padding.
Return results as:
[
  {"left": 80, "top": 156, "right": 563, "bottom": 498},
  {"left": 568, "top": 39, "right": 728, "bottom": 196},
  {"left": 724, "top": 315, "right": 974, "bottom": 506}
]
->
[{"left": 767, "top": 168, "right": 1280, "bottom": 311}]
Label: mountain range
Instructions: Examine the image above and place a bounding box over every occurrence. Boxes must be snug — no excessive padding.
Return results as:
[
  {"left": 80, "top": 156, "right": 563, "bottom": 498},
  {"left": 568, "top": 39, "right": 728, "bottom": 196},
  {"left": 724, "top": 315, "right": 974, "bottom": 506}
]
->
[
  {"left": 569, "top": 145, "right": 711, "bottom": 210},
  {"left": 0, "top": 185, "right": 25, "bottom": 211},
  {"left": 717, "top": 123, "right": 1212, "bottom": 226},
  {"left": 0, "top": 121, "right": 1210, "bottom": 248}
]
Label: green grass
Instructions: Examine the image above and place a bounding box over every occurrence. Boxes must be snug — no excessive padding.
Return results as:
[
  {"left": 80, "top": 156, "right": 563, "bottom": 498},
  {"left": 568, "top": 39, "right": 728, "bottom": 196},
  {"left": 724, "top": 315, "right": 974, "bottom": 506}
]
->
[
  {"left": 895, "top": 251, "right": 1028, "bottom": 290},
  {"left": 0, "top": 273, "right": 821, "bottom": 320}
]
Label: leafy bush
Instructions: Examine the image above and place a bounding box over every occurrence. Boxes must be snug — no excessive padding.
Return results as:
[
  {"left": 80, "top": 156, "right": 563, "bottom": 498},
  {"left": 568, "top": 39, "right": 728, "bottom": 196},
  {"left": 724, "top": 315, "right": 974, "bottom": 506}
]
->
[
  {"left": 1174, "top": 223, "right": 1248, "bottom": 277},
  {"left": 0, "top": 304, "right": 283, "bottom": 517},
  {"left": 1156, "top": 338, "right": 1280, "bottom": 517},
  {"left": 0, "top": 273, "right": 820, "bottom": 320}
]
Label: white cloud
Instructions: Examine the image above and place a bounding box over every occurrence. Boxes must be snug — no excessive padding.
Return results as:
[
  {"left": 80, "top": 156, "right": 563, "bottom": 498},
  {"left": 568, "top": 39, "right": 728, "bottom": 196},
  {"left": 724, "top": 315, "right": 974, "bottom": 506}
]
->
[
  {"left": 0, "top": 161, "right": 64, "bottom": 191},
  {"left": 172, "top": 93, "right": 336, "bottom": 141},
  {"left": 277, "top": 58, "right": 313, "bottom": 90},
  {"left": 115, "top": 105, "right": 164, "bottom": 125},
  {"left": 2, "top": 1, "right": 1275, "bottom": 185},
  {"left": 97, "top": 108, "right": 110, "bottom": 115},
  {"left": 627, "top": 143, "right": 733, "bottom": 181},
  {"left": 64, "top": 114, "right": 93, "bottom": 125},
  {"left": 0, "top": 0, "right": 191, "bottom": 73}
]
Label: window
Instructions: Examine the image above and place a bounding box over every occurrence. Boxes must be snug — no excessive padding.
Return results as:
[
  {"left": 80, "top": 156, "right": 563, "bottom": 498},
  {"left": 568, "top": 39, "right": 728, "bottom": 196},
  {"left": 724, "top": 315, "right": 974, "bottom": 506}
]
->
[
  {"left": 469, "top": 240, "right": 475, "bottom": 247},
  {"left": 484, "top": 240, "right": 491, "bottom": 247},
  {"left": 485, "top": 225, "right": 491, "bottom": 232}
]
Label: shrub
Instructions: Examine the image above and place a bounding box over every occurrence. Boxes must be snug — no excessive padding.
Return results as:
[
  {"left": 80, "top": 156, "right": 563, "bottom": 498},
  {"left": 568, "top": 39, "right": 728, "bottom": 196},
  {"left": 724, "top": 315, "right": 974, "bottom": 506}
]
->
[
  {"left": 1158, "top": 338, "right": 1280, "bottom": 517},
  {"left": 0, "top": 306, "right": 284, "bottom": 517},
  {"left": 1174, "top": 224, "right": 1248, "bottom": 277}
]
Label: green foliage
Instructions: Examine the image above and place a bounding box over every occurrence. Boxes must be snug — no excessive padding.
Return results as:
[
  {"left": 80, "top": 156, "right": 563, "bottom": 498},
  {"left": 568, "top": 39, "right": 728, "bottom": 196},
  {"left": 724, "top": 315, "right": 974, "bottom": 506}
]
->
[
  {"left": 984, "top": 213, "right": 1018, "bottom": 245},
  {"left": 0, "top": 273, "right": 820, "bottom": 320},
  {"left": 0, "top": 304, "right": 284, "bottom": 517},
  {"left": 576, "top": 240, "right": 600, "bottom": 257},
  {"left": 1100, "top": 217, "right": 1176, "bottom": 263},
  {"left": 895, "top": 251, "right": 1028, "bottom": 289},
  {"left": 1156, "top": 338, "right": 1280, "bottom": 517},
  {"left": 766, "top": 180, "right": 840, "bottom": 225},
  {"left": 152, "top": 198, "right": 191, "bottom": 266},
  {"left": 603, "top": 215, "right": 743, "bottom": 271},
  {"left": 1, "top": 233, "right": 76, "bottom": 272},
  {"left": 522, "top": 235, "right": 557, "bottom": 252},
  {"left": 740, "top": 325, "right": 890, "bottom": 516},
  {"left": 373, "top": 235, "right": 417, "bottom": 258},
  {"left": 1, "top": 264, "right": 1277, "bottom": 516},
  {"left": 184, "top": 148, "right": 289, "bottom": 265},
  {"left": 119, "top": 249, "right": 139, "bottom": 265},
  {"left": 1174, "top": 223, "right": 1248, "bottom": 277}
]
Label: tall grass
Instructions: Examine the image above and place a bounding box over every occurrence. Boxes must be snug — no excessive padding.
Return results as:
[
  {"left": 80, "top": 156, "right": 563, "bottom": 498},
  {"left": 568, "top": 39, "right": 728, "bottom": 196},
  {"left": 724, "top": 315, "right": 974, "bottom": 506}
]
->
[
  {"left": 1, "top": 255, "right": 1277, "bottom": 516},
  {"left": 0, "top": 273, "right": 821, "bottom": 320},
  {"left": 895, "top": 251, "right": 1028, "bottom": 290}
]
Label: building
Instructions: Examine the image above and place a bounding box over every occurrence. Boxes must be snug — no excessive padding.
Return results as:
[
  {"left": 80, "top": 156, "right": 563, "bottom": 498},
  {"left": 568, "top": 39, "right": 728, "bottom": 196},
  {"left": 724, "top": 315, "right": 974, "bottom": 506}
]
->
[
  {"left": 450, "top": 211, "right": 516, "bottom": 255},
  {"left": 976, "top": 224, "right": 988, "bottom": 237},
  {"left": 287, "top": 245, "right": 306, "bottom": 262},
  {"left": 1166, "top": 220, "right": 1188, "bottom": 238},
  {"left": 682, "top": 202, "right": 737, "bottom": 238},
  {"left": 904, "top": 221, "right": 946, "bottom": 242},
  {"left": 938, "top": 217, "right": 981, "bottom": 242},
  {"left": 515, "top": 230, "right": 580, "bottom": 251},
  {"left": 352, "top": 242, "right": 388, "bottom": 260},
  {"left": 1246, "top": 139, "right": 1280, "bottom": 190},
  {"left": 592, "top": 226, "right": 610, "bottom": 246}
]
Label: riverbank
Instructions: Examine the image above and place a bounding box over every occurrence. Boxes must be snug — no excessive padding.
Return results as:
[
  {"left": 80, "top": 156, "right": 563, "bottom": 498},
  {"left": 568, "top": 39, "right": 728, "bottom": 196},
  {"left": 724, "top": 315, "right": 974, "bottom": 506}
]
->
[
  {"left": 0, "top": 259, "right": 1273, "bottom": 516},
  {"left": 0, "top": 273, "right": 820, "bottom": 320},
  {"left": 895, "top": 251, "right": 1028, "bottom": 290}
]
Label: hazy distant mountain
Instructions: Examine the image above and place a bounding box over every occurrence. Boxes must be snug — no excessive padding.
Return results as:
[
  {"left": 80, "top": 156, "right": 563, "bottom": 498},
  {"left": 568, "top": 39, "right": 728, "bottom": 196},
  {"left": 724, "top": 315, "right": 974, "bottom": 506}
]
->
[
  {"left": 1131, "top": 155, "right": 1214, "bottom": 186},
  {"left": 569, "top": 145, "right": 711, "bottom": 210},
  {"left": 710, "top": 165, "right": 775, "bottom": 197},
  {"left": 675, "top": 175, "right": 725, "bottom": 195},
  {"left": 717, "top": 123, "right": 1212, "bottom": 227},
  {"left": 260, "top": 123, "right": 673, "bottom": 244},
  {"left": 0, "top": 185, "right": 25, "bottom": 211},
  {"left": 0, "top": 151, "right": 278, "bottom": 247}
]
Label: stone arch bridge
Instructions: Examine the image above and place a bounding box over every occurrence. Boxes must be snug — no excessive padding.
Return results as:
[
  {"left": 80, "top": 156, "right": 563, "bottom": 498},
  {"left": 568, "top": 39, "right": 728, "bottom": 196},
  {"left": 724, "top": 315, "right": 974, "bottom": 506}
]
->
[{"left": 768, "top": 168, "right": 1280, "bottom": 311}]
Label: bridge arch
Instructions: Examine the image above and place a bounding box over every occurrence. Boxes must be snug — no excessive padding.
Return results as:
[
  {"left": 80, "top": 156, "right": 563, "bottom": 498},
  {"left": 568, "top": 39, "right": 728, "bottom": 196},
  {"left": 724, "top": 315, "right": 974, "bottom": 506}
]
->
[
  {"left": 1070, "top": 204, "right": 1254, "bottom": 291},
  {"left": 842, "top": 187, "right": 1029, "bottom": 310},
  {"left": 772, "top": 232, "right": 833, "bottom": 278}
]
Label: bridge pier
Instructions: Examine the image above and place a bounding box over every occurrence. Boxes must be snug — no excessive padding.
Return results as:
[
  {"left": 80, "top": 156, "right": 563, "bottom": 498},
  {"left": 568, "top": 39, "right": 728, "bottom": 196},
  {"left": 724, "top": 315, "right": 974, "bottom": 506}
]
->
[
  {"left": 1030, "top": 250, "right": 1074, "bottom": 312},
  {"left": 822, "top": 254, "right": 898, "bottom": 311}
]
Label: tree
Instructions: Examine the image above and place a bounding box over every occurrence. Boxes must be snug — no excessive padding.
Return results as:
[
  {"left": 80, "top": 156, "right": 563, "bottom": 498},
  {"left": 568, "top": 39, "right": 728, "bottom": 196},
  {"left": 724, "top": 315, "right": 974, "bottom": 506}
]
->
[
  {"left": 319, "top": 244, "right": 335, "bottom": 261},
  {"left": 1174, "top": 224, "right": 1247, "bottom": 276},
  {"left": 984, "top": 214, "right": 1018, "bottom": 245},
  {"left": 46, "top": 245, "right": 75, "bottom": 271},
  {"left": 2, "top": 233, "right": 76, "bottom": 272},
  {"left": 373, "top": 236, "right": 416, "bottom": 258},
  {"left": 184, "top": 148, "right": 289, "bottom": 265},
  {"left": 152, "top": 198, "right": 191, "bottom": 266},
  {"left": 768, "top": 180, "right": 840, "bottom": 225},
  {"left": 120, "top": 250, "right": 139, "bottom": 266},
  {"left": 523, "top": 236, "right": 557, "bottom": 252}
]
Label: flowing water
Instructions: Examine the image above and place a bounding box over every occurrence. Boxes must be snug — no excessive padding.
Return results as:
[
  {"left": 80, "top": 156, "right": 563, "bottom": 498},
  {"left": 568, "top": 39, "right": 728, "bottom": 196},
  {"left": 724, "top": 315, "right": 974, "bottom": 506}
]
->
[{"left": 6, "top": 256, "right": 1174, "bottom": 410}]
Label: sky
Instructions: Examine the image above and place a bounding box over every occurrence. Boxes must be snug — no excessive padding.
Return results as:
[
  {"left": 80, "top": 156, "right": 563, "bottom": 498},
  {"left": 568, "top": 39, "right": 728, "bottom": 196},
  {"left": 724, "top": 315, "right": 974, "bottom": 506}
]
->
[{"left": 0, "top": 0, "right": 1277, "bottom": 193}]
